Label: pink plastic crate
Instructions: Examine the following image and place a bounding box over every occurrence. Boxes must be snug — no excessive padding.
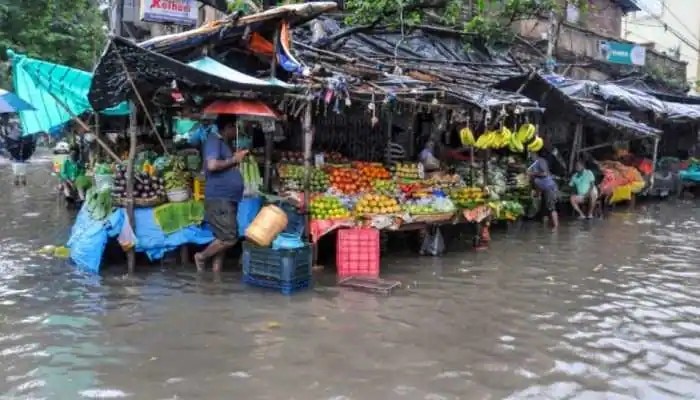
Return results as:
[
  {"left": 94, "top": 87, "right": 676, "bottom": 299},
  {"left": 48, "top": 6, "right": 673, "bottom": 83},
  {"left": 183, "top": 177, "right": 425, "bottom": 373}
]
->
[{"left": 336, "top": 228, "right": 380, "bottom": 279}]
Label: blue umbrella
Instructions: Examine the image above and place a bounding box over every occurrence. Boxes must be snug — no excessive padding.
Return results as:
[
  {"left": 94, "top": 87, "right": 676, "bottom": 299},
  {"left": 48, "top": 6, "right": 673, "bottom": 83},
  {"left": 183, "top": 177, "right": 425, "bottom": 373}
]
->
[{"left": 0, "top": 88, "right": 35, "bottom": 113}]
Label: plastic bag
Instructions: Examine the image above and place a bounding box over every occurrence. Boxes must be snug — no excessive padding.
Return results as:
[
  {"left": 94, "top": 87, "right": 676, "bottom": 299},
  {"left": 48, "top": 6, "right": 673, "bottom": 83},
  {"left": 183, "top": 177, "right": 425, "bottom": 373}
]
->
[
  {"left": 272, "top": 233, "right": 304, "bottom": 250},
  {"left": 420, "top": 226, "right": 445, "bottom": 256},
  {"left": 237, "top": 196, "right": 263, "bottom": 237},
  {"left": 118, "top": 216, "right": 136, "bottom": 251}
]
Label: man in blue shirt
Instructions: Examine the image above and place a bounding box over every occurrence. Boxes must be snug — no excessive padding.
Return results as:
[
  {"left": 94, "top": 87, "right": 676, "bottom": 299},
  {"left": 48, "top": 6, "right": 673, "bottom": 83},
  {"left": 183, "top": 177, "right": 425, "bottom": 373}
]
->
[
  {"left": 528, "top": 150, "right": 559, "bottom": 229},
  {"left": 194, "top": 116, "right": 248, "bottom": 273}
]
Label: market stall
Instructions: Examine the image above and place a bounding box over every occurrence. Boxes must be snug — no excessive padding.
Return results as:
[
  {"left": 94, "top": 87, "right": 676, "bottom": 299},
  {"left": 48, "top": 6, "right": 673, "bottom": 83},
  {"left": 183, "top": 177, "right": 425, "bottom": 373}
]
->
[
  {"left": 63, "top": 20, "right": 299, "bottom": 272},
  {"left": 495, "top": 73, "right": 664, "bottom": 210},
  {"left": 71, "top": 5, "right": 542, "bottom": 290}
]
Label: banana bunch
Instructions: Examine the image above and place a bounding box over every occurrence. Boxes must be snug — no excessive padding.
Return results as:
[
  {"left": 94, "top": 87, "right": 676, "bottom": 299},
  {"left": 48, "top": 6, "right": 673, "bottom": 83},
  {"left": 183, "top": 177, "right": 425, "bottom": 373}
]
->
[
  {"left": 508, "top": 134, "right": 524, "bottom": 153},
  {"left": 85, "top": 187, "right": 113, "bottom": 220},
  {"left": 474, "top": 127, "right": 513, "bottom": 150},
  {"left": 527, "top": 135, "right": 544, "bottom": 152},
  {"left": 459, "top": 127, "right": 475, "bottom": 146},
  {"left": 516, "top": 124, "right": 536, "bottom": 143}
]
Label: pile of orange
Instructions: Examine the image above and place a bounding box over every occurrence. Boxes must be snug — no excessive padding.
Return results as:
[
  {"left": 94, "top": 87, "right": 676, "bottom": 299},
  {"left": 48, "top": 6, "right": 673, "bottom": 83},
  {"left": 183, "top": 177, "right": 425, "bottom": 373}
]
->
[
  {"left": 354, "top": 194, "right": 401, "bottom": 215},
  {"left": 358, "top": 164, "right": 391, "bottom": 180},
  {"left": 329, "top": 167, "right": 370, "bottom": 194}
]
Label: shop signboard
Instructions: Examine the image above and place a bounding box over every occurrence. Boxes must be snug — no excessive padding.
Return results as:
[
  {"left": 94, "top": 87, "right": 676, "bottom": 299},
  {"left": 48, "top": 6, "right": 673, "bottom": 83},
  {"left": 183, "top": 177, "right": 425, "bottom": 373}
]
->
[
  {"left": 140, "top": 0, "right": 198, "bottom": 26},
  {"left": 598, "top": 40, "right": 646, "bottom": 66}
]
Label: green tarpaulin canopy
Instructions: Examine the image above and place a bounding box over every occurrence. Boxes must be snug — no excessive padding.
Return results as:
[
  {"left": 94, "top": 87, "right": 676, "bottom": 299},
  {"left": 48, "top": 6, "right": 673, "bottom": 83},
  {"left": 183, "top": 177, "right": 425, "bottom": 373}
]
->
[
  {"left": 187, "top": 56, "right": 296, "bottom": 89},
  {"left": 8, "top": 49, "right": 129, "bottom": 136}
]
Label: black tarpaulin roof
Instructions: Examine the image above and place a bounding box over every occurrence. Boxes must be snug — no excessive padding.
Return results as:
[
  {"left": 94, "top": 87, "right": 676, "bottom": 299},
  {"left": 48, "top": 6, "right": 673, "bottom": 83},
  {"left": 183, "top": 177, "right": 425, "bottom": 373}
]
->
[
  {"left": 88, "top": 36, "right": 291, "bottom": 111},
  {"left": 139, "top": 2, "right": 338, "bottom": 58},
  {"left": 295, "top": 17, "right": 537, "bottom": 109},
  {"left": 495, "top": 73, "right": 661, "bottom": 138}
]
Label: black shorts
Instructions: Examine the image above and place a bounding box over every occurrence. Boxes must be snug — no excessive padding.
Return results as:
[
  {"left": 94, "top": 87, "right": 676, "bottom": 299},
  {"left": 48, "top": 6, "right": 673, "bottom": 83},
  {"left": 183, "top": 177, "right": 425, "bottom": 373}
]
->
[
  {"left": 205, "top": 199, "right": 238, "bottom": 242},
  {"left": 542, "top": 188, "right": 558, "bottom": 212}
]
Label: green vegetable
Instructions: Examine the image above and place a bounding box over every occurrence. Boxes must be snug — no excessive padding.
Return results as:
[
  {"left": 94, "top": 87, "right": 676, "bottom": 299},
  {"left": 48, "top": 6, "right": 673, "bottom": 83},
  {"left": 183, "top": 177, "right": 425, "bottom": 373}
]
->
[{"left": 85, "top": 188, "right": 113, "bottom": 220}]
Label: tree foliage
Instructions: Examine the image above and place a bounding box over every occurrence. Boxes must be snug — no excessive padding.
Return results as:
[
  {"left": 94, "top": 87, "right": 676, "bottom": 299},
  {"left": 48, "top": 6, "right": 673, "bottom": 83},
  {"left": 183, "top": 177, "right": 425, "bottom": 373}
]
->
[
  {"left": 345, "top": 0, "right": 590, "bottom": 45},
  {"left": 0, "top": 0, "right": 106, "bottom": 87}
]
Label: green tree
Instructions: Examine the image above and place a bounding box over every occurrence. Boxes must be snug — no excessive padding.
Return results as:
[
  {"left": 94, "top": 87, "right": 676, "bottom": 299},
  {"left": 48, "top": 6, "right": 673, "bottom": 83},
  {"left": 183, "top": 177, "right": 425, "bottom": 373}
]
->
[
  {"left": 344, "top": 0, "right": 589, "bottom": 45},
  {"left": 0, "top": 0, "right": 106, "bottom": 88}
]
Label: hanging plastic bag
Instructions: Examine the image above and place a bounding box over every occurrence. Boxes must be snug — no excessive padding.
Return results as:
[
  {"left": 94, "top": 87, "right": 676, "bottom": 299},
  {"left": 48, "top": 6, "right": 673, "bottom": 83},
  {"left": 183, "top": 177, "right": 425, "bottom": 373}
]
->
[
  {"left": 420, "top": 226, "right": 445, "bottom": 256},
  {"left": 118, "top": 216, "right": 136, "bottom": 251}
]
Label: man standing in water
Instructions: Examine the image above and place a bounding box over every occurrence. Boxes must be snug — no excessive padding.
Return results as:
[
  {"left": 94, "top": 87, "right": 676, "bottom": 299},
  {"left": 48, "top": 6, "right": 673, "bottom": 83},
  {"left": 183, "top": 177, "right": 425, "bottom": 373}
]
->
[
  {"left": 569, "top": 159, "right": 598, "bottom": 219},
  {"left": 194, "top": 116, "right": 248, "bottom": 273},
  {"left": 528, "top": 150, "right": 559, "bottom": 229}
]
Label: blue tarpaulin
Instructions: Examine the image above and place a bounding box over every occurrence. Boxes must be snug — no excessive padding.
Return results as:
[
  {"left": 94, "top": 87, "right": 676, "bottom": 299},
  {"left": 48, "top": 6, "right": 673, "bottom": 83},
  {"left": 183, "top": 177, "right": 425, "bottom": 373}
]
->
[
  {"left": 67, "top": 206, "right": 214, "bottom": 273},
  {"left": 8, "top": 49, "right": 129, "bottom": 136}
]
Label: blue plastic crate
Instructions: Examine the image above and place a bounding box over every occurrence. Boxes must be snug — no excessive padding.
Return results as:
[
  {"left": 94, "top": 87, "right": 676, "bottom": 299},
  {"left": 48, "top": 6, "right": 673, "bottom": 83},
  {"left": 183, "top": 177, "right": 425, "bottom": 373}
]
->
[
  {"left": 243, "top": 274, "right": 311, "bottom": 295},
  {"left": 242, "top": 242, "right": 312, "bottom": 282}
]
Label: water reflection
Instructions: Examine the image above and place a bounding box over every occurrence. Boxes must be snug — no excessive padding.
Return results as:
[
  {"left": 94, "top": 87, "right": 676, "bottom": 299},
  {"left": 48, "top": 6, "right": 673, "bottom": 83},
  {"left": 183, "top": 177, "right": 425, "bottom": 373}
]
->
[{"left": 1, "top": 160, "right": 700, "bottom": 399}]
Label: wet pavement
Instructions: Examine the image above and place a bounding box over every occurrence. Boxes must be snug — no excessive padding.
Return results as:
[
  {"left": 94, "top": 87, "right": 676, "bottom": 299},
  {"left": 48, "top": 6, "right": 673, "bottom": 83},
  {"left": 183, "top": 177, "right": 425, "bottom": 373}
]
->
[{"left": 2, "top": 157, "right": 700, "bottom": 399}]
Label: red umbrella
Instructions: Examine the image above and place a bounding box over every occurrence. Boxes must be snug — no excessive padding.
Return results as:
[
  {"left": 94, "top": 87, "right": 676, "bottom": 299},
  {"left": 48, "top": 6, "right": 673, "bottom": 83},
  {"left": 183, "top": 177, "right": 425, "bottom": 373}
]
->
[{"left": 203, "top": 100, "right": 280, "bottom": 119}]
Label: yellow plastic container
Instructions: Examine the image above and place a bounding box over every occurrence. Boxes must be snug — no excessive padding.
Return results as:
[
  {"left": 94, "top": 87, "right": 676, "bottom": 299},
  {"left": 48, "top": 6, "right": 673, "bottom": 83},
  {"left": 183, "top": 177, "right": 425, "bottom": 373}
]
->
[
  {"left": 193, "top": 175, "right": 205, "bottom": 201},
  {"left": 245, "top": 205, "right": 289, "bottom": 246}
]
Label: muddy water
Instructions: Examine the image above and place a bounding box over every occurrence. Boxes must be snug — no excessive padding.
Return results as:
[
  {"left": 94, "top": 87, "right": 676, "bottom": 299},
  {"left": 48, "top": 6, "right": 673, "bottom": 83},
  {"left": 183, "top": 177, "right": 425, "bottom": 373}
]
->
[{"left": 2, "top": 158, "right": 700, "bottom": 399}]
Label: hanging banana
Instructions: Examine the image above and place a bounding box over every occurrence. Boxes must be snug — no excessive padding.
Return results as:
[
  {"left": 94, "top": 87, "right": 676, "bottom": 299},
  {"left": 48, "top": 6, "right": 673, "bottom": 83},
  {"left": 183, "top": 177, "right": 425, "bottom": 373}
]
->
[
  {"left": 459, "top": 127, "right": 475, "bottom": 146},
  {"left": 527, "top": 136, "right": 544, "bottom": 152},
  {"left": 517, "top": 124, "right": 536, "bottom": 143}
]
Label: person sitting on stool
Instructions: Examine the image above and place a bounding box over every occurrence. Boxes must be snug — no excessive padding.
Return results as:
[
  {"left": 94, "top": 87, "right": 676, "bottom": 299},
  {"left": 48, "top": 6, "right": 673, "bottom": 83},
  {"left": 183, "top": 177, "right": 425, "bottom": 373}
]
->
[{"left": 569, "top": 159, "right": 598, "bottom": 219}]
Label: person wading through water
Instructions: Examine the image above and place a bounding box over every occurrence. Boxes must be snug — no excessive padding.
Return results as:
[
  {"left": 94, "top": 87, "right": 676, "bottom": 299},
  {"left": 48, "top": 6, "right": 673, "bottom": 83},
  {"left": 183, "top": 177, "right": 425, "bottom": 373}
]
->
[
  {"left": 194, "top": 116, "right": 248, "bottom": 273},
  {"left": 528, "top": 148, "right": 560, "bottom": 229}
]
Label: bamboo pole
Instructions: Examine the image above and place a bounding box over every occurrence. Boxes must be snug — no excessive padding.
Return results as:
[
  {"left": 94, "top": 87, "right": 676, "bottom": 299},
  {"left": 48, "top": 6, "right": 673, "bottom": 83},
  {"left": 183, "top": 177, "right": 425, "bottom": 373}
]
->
[
  {"left": 113, "top": 50, "right": 169, "bottom": 155},
  {"left": 569, "top": 122, "right": 583, "bottom": 174},
  {"left": 264, "top": 130, "right": 273, "bottom": 191},
  {"left": 385, "top": 110, "right": 394, "bottom": 164},
  {"left": 126, "top": 102, "right": 138, "bottom": 274},
  {"left": 302, "top": 102, "right": 313, "bottom": 243},
  {"left": 42, "top": 90, "right": 121, "bottom": 162},
  {"left": 270, "top": 25, "right": 280, "bottom": 79},
  {"left": 649, "top": 137, "right": 660, "bottom": 191},
  {"left": 94, "top": 113, "right": 102, "bottom": 163}
]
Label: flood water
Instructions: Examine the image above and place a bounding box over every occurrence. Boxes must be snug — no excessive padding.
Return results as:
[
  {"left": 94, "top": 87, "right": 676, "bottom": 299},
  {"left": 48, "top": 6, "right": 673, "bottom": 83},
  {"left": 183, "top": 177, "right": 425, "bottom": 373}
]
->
[{"left": 2, "top": 156, "right": 700, "bottom": 399}]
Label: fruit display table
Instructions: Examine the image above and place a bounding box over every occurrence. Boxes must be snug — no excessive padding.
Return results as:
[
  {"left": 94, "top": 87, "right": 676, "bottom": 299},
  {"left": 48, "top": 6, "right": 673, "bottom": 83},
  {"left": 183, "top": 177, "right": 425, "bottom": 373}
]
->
[{"left": 272, "top": 157, "right": 528, "bottom": 252}]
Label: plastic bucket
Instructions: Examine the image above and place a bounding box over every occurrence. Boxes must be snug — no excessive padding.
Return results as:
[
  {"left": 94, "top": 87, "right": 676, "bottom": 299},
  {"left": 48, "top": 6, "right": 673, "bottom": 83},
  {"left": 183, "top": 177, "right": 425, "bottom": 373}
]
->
[{"left": 245, "top": 205, "right": 288, "bottom": 247}]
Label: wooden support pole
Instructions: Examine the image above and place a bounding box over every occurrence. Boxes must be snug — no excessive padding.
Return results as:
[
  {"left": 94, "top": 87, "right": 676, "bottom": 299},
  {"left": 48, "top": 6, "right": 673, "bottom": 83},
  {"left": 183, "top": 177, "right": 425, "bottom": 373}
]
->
[
  {"left": 270, "top": 25, "right": 280, "bottom": 79},
  {"left": 302, "top": 102, "right": 313, "bottom": 243},
  {"left": 43, "top": 90, "right": 121, "bottom": 163},
  {"left": 264, "top": 130, "right": 273, "bottom": 191},
  {"left": 649, "top": 136, "right": 660, "bottom": 191},
  {"left": 114, "top": 50, "right": 169, "bottom": 155},
  {"left": 385, "top": 110, "right": 394, "bottom": 164},
  {"left": 569, "top": 122, "right": 583, "bottom": 174},
  {"left": 126, "top": 102, "right": 138, "bottom": 274},
  {"left": 94, "top": 113, "right": 103, "bottom": 163}
]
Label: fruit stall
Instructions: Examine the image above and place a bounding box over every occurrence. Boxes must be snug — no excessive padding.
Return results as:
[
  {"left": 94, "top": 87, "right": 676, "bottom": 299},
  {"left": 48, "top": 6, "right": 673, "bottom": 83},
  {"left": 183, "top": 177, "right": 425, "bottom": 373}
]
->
[{"left": 275, "top": 151, "right": 532, "bottom": 245}]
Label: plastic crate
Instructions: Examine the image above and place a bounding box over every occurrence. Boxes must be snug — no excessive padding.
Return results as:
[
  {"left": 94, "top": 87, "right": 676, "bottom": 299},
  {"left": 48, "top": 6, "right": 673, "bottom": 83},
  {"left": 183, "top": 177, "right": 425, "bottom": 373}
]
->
[
  {"left": 336, "top": 228, "right": 380, "bottom": 280},
  {"left": 338, "top": 277, "right": 401, "bottom": 296},
  {"left": 242, "top": 242, "right": 312, "bottom": 283},
  {"left": 243, "top": 274, "right": 311, "bottom": 295}
]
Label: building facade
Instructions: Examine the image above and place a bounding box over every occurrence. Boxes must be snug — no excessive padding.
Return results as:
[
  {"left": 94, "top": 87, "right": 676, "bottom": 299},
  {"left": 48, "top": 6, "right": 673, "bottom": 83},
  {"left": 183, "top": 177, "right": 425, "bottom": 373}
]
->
[
  {"left": 513, "top": 0, "right": 688, "bottom": 91},
  {"left": 623, "top": 0, "right": 700, "bottom": 90}
]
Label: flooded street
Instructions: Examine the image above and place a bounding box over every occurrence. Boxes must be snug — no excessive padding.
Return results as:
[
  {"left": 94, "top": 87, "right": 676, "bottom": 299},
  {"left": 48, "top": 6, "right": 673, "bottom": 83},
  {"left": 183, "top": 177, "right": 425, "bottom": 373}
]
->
[{"left": 3, "top": 159, "right": 700, "bottom": 399}]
